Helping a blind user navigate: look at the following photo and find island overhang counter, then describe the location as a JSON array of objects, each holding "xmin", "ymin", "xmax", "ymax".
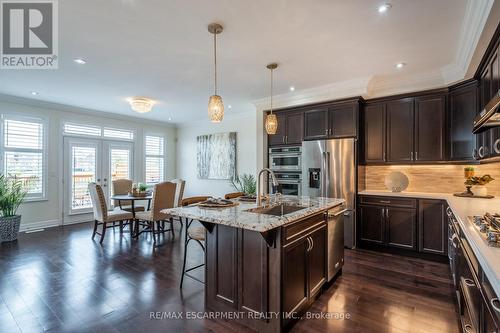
[{"xmin": 163, "ymin": 196, "xmax": 345, "ymax": 333}]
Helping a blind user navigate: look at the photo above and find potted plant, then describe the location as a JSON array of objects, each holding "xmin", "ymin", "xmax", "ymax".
[
  {"xmin": 230, "ymin": 174, "xmax": 257, "ymax": 196},
  {"xmin": 464, "ymin": 166, "xmax": 475, "ymax": 179},
  {"xmin": 0, "ymin": 175, "xmax": 27, "ymax": 243}
]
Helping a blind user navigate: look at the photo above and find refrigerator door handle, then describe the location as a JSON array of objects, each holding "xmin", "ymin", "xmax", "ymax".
[
  {"xmin": 321, "ymin": 151, "xmax": 327, "ymax": 197},
  {"xmin": 326, "ymin": 151, "xmax": 331, "ymax": 198}
]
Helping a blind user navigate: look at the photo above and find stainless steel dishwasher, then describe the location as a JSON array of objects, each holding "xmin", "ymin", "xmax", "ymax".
[{"xmin": 326, "ymin": 204, "xmax": 346, "ymax": 281}]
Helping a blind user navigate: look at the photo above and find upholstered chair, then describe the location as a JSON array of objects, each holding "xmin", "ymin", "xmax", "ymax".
[
  {"xmin": 135, "ymin": 181, "xmax": 176, "ymax": 244},
  {"xmin": 112, "ymin": 179, "xmax": 145, "ymax": 212},
  {"xmin": 88, "ymin": 182, "xmax": 134, "ymax": 244}
]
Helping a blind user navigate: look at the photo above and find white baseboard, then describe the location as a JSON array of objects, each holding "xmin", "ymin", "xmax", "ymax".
[{"xmin": 20, "ymin": 218, "xmax": 92, "ymax": 232}]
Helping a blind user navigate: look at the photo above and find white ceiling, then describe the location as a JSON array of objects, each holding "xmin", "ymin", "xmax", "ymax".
[{"xmin": 0, "ymin": 0, "xmax": 490, "ymax": 123}]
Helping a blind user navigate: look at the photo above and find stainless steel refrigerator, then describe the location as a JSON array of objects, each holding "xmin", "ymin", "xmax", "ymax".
[{"xmin": 301, "ymin": 139, "xmax": 356, "ymax": 249}]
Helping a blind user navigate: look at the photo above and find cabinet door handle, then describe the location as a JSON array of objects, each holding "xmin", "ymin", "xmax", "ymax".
[
  {"xmin": 463, "ymin": 324, "xmax": 473, "ymax": 333},
  {"xmin": 446, "ymin": 207, "xmax": 452, "ymax": 217},
  {"xmin": 385, "ymin": 208, "xmax": 389, "ymax": 220},
  {"xmin": 478, "ymin": 146, "xmax": 485, "ymax": 158},
  {"xmin": 491, "ymin": 298, "xmax": 500, "ymax": 313},
  {"xmin": 379, "ymin": 200, "xmax": 390, "ymax": 204},
  {"xmin": 472, "ymin": 148, "xmax": 478, "ymax": 160},
  {"xmin": 451, "ymin": 234, "xmax": 459, "ymax": 248},
  {"xmin": 282, "ymin": 136, "xmax": 285, "ymax": 143},
  {"xmin": 324, "ymin": 129, "xmax": 328, "ymax": 135},
  {"xmin": 306, "ymin": 237, "xmax": 312, "ymax": 251},
  {"xmin": 463, "ymin": 278, "xmax": 475, "ymax": 287},
  {"xmin": 415, "ymin": 151, "xmax": 418, "ymax": 160},
  {"xmin": 310, "ymin": 237, "xmax": 314, "ymax": 251},
  {"xmin": 494, "ymin": 139, "xmax": 500, "ymax": 154},
  {"xmin": 329, "ymin": 128, "xmax": 332, "ymax": 136},
  {"xmin": 411, "ymin": 151, "xmax": 414, "ymax": 160}
]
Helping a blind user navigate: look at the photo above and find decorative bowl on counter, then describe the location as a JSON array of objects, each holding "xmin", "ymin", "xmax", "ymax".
[{"xmin": 384, "ymin": 171, "xmax": 409, "ymax": 192}]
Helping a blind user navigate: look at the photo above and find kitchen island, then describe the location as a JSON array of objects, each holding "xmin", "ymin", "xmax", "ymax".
[{"xmin": 164, "ymin": 196, "xmax": 344, "ymax": 333}]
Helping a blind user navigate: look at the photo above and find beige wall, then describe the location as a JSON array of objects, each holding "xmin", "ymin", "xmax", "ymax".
[
  {"xmin": 0, "ymin": 98, "xmax": 176, "ymax": 229},
  {"xmin": 361, "ymin": 163, "xmax": 500, "ymax": 196}
]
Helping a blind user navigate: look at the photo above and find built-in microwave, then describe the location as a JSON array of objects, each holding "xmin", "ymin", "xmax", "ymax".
[
  {"xmin": 269, "ymin": 146, "xmax": 301, "ymax": 171},
  {"xmin": 269, "ymin": 172, "xmax": 302, "ymax": 196}
]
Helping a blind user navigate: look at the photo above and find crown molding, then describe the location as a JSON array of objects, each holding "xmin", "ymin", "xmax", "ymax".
[
  {"xmin": 443, "ymin": 0, "xmax": 494, "ymax": 83},
  {"xmin": 0, "ymin": 93, "xmax": 176, "ymax": 128},
  {"xmin": 253, "ymin": 77, "xmax": 371, "ymax": 110}
]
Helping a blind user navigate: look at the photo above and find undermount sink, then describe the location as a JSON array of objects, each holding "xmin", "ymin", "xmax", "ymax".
[{"xmin": 246, "ymin": 204, "xmax": 306, "ymax": 217}]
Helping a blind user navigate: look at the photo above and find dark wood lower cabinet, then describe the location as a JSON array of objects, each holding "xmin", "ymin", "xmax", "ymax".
[
  {"xmin": 205, "ymin": 212, "xmax": 330, "ymax": 333},
  {"xmin": 358, "ymin": 196, "xmax": 445, "ymax": 258},
  {"xmin": 386, "ymin": 207, "xmax": 416, "ymax": 250},
  {"xmin": 419, "ymin": 199, "xmax": 447, "ymax": 255},
  {"xmin": 359, "ymin": 204, "xmax": 384, "ymax": 244}
]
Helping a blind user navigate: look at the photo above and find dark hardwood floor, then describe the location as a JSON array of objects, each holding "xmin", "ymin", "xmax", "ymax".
[{"xmin": 0, "ymin": 222, "xmax": 459, "ymax": 333}]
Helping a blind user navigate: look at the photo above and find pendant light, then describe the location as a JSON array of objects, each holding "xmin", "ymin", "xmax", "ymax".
[
  {"xmin": 207, "ymin": 23, "xmax": 224, "ymax": 123},
  {"xmin": 265, "ymin": 63, "xmax": 278, "ymax": 135}
]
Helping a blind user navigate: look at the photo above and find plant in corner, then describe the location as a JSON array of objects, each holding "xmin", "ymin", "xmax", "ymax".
[
  {"xmin": 0, "ymin": 175, "xmax": 27, "ymax": 243},
  {"xmin": 230, "ymin": 174, "xmax": 257, "ymax": 196}
]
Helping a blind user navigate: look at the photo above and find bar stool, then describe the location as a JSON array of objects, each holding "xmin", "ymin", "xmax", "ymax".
[{"xmin": 179, "ymin": 196, "xmax": 210, "ymax": 288}]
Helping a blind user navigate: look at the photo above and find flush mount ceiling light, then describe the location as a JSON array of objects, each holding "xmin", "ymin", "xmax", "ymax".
[
  {"xmin": 30, "ymin": 91, "xmax": 39, "ymax": 96},
  {"xmin": 289, "ymin": 86, "xmax": 295, "ymax": 92},
  {"xmin": 128, "ymin": 97, "xmax": 155, "ymax": 113},
  {"xmin": 265, "ymin": 63, "xmax": 279, "ymax": 135},
  {"xmin": 73, "ymin": 58, "xmax": 87, "ymax": 64},
  {"xmin": 395, "ymin": 62, "xmax": 406, "ymax": 69},
  {"xmin": 378, "ymin": 3, "xmax": 392, "ymax": 13},
  {"xmin": 207, "ymin": 23, "xmax": 224, "ymax": 123}
]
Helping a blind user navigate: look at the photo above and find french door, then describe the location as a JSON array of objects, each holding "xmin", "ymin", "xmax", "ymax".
[{"xmin": 63, "ymin": 137, "xmax": 133, "ymax": 224}]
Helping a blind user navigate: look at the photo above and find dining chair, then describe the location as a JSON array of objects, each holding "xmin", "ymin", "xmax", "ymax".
[
  {"xmin": 112, "ymin": 179, "xmax": 145, "ymax": 212},
  {"xmin": 180, "ymin": 196, "xmax": 209, "ymax": 288},
  {"xmin": 224, "ymin": 192, "xmax": 245, "ymax": 199},
  {"xmin": 171, "ymin": 179, "xmax": 186, "ymax": 228},
  {"xmin": 88, "ymin": 182, "xmax": 134, "ymax": 244},
  {"xmin": 135, "ymin": 181, "xmax": 176, "ymax": 244}
]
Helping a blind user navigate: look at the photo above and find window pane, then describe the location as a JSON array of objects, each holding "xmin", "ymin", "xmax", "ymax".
[
  {"xmin": 64, "ymin": 123, "xmax": 101, "ymax": 137},
  {"xmin": 71, "ymin": 146, "xmax": 96, "ymax": 210},
  {"xmin": 145, "ymin": 156, "xmax": 164, "ymax": 184},
  {"xmin": 104, "ymin": 128, "xmax": 134, "ymax": 140},
  {"xmin": 5, "ymin": 119, "xmax": 43, "ymax": 149},
  {"xmin": 110, "ymin": 149, "xmax": 130, "ymax": 181},
  {"xmin": 5, "ymin": 151, "xmax": 43, "ymax": 194},
  {"xmin": 145, "ymin": 136, "xmax": 164, "ymax": 156}
]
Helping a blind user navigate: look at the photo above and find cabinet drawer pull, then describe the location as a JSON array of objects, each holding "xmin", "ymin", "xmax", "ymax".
[
  {"xmin": 463, "ymin": 278, "xmax": 475, "ymax": 287},
  {"xmin": 491, "ymin": 298, "xmax": 500, "ymax": 313},
  {"xmin": 379, "ymin": 200, "xmax": 390, "ymax": 204},
  {"xmin": 330, "ymin": 209, "xmax": 348, "ymax": 217},
  {"xmin": 464, "ymin": 324, "xmax": 473, "ymax": 333}
]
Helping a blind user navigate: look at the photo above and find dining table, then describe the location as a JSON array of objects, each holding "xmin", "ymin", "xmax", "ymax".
[{"xmin": 110, "ymin": 194, "xmax": 153, "ymax": 217}]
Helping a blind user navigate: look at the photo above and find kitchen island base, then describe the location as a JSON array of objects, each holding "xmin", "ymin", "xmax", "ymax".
[{"xmin": 204, "ymin": 211, "xmax": 332, "ymax": 333}]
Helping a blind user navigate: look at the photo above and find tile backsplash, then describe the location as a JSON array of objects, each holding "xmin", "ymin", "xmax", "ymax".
[{"xmin": 361, "ymin": 163, "xmax": 500, "ymax": 196}]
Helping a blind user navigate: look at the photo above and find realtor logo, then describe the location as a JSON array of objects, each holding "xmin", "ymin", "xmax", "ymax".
[{"xmin": 1, "ymin": 0, "xmax": 58, "ymax": 69}]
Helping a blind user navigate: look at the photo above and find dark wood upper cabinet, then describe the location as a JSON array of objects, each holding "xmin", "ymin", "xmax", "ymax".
[
  {"xmin": 268, "ymin": 112, "xmax": 303, "ymax": 146},
  {"xmin": 418, "ymin": 199, "xmax": 446, "ymax": 256},
  {"xmin": 363, "ymin": 103, "xmax": 386, "ymax": 163},
  {"xmin": 304, "ymin": 108, "xmax": 329, "ymax": 140},
  {"xmin": 286, "ymin": 112, "xmax": 304, "ymax": 144},
  {"xmin": 386, "ymin": 98, "xmax": 414, "ymax": 163},
  {"xmin": 329, "ymin": 103, "xmax": 358, "ymax": 138},
  {"xmin": 449, "ymin": 82, "xmax": 478, "ymax": 161},
  {"xmin": 414, "ymin": 95, "xmax": 446, "ymax": 161},
  {"xmin": 385, "ymin": 207, "xmax": 417, "ymax": 250}
]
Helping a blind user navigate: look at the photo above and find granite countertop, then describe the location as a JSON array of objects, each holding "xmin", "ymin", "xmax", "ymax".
[
  {"xmin": 162, "ymin": 196, "xmax": 344, "ymax": 233},
  {"xmin": 359, "ymin": 190, "xmax": 500, "ymax": 297}
]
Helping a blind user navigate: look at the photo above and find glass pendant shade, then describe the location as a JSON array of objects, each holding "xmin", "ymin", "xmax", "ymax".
[
  {"xmin": 208, "ymin": 95, "xmax": 224, "ymax": 122},
  {"xmin": 265, "ymin": 113, "xmax": 278, "ymax": 135}
]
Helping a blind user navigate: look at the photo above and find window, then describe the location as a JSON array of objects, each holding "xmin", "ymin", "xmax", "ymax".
[
  {"xmin": 63, "ymin": 123, "xmax": 134, "ymax": 141},
  {"xmin": 145, "ymin": 135, "xmax": 165, "ymax": 184},
  {"xmin": 2, "ymin": 117, "xmax": 46, "ymax": 199},
  {"xmin": 103, "ymin": 127, "xmax": 134, "ymax": 140},
  {"xmin": 63, "ymin": 123, "xmax": 101, "ymax": 137}
]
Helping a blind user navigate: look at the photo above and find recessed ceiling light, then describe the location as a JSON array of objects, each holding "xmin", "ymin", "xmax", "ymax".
[
  {"xmin": 73, "ymin": 58, "xmax": 87, "ymax": 65},
  {"xmin": 289, "ymin": 86, "xmax": 295, "ymax": 91},
  {"xmin": 378, "ymin": 3, "xmax": 392, "ymax": 13},
  {"xmin": 395, "ymin": 62, "xmax": 406, "ymax": 69},
  {"xmin": 168, "ymin": 117, "xmax": 172, "ymax": 121},
  {"xmin": 30, "ymin": 91, "xmax": 39, "ymax": 96},
  {"xmin": 228, "ymin": 105, "xmax": 232, "ymax": 109}
]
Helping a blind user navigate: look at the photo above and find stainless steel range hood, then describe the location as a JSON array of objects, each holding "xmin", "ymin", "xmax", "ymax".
[{"xmin": 473, "ymin": 90, "xmax": 500, "ymax": 134}]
